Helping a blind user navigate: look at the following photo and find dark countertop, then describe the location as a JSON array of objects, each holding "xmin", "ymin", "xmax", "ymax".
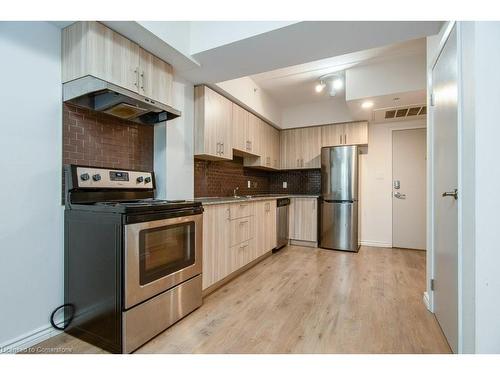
[{"xmin": 194, "ymin": 194, "xmax": 319, "ymax": 206}]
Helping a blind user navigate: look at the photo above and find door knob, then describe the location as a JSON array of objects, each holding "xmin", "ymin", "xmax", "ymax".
[
  {"xmin": 394, "ymin": 192, "xmax": 406, "ymax": 199},
  {"xmin": 442, "ymin": 189, "xmax": 458, "ymax": 200}
]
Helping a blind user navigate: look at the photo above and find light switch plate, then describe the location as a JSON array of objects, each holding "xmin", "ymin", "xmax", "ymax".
[
  {"xmin": 283, "ymin": 181, "xmax": 287, "ymax": 189},
  {"xmin": 247, "ymin": 180, "xmax": 251, "ymax": 188}
]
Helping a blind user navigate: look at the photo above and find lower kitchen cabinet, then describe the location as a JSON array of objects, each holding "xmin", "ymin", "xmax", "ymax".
[
  {"xmin": 202, "ymin": 204, "xmax": 231, "ymax": 289},
  {"xmin": 202, "ymin": 200, "xmax": 276, "ymax": 291},
  {"xmin": 255, "ymin": 200, "xmax": 277, "ymax": 257},
  {"xmin": 289, "ymin": 197, "xmax": 318, "ymax": 245}
]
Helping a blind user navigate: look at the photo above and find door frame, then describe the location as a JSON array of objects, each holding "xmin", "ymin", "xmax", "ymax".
[
  {"xmin": 390, "ymin": 126, "xmax": 427, "ymax": 250},
  {"xmin": 426, "ymin": 21, "xmax": 476, "ymax": 353}
]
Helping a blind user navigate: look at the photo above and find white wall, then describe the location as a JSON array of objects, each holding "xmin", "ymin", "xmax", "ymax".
[
  {"xmin": 155, "ymin": 76, "xmax": 195, "ymax": 200},
  {"xmin": 471, "ymin": 21, "xmax": 500, "ymax": 354},
  {"xmin": 281, "ymin": 98, "xmax": 354, "ymax": 129},
  {"xmin": 215, "ymin": 76, "xmax": 282, "ymax": 126},
  {"xmin": 359, "ymin": 119, "xmax": 426, "ymax": 247},
  {"xmin": 346, "ymin": 54, "xmax": 426, "ymax": 101},
  {"xmin": 0, "ymin": 22, "xmax": 63, "ymax": 350}
]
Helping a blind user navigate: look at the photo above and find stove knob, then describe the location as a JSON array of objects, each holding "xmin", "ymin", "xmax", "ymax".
[
  {"xmin": 144, "ymin": 176, "xmax": 152, "ymax": 184},
  {"xmin": 80, "ymin": 173, "xmax": 90, "ymax": 181},
  {"xmin": 136, "ymin": 176, "xmax": 144, "ymax": 183},
  {"xmin": 92, "ymin": 174, "xmax": 101, "ymax": 182}
]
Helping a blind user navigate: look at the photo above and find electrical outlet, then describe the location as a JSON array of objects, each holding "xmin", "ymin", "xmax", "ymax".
[
  {"xmin": 283, "ymin": 181, "xmax": 287, "ymax": 189},
  {"xmin": 247, "ymin": 180, "xmax": 251, "ymax": 188}
]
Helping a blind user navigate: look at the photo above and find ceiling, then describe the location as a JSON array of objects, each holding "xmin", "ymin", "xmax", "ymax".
[{"xmin": 250, "ymin": 38, "xmax": 427, "ymax": 108}]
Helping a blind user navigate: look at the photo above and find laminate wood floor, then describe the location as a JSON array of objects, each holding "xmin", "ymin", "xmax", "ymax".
[{"xmin": 30, "ymin": 246, "xmax": 451, "ymax": 354}]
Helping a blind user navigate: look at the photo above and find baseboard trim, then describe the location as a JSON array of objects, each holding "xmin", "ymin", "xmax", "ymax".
[
  {"xmin": 360, "ymin": 240, "xmax": 393, "ymax": 248},
  {"xmin": 0, "ymin": 323, "xmax": 62, "ymax": 354},
  {"xmin": 289, "ymin": 239, "xmax": 317, "ymax": 248},
  {"xmin": 423, "ymin": 291, "xmax": 432, "ymax": 312}
]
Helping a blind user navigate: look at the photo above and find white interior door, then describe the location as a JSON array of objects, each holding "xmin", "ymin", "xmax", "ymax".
[
  {"xmin": 432, "ymin": 26, "xmax": 459, "ymax": 353},
  {"xmin": 392, "ymin": 128, "xmax": 427, "ymax": 250}
]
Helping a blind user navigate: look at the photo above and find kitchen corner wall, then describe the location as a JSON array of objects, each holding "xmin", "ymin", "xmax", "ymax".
[
  {"xmin": 154, "ymin": 76, "xmax": 194, "ymax": 200},
  {"xmin": 194, "ymin": 156, "xmax": 321, "ymax": 197}
]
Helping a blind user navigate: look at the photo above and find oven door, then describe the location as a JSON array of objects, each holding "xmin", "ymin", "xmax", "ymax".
[{"xmin": 124, "ymin": 213, "xmax": 202, "ymax": 309}]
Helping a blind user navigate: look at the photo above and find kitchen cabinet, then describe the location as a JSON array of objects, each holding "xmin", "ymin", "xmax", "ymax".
[
  {"xmin": 243, "ymin": 117, "xmax": 280, "ymax": 170},
  {"xmin": 194, "ymin": 85, "xmax": 233, "ymax": 160},
  {"xmin": 321, "ymin": 121, "xmax": 368, "ymax": 147},
  {"xmin": 255, "ymin": 200, "xmax": 277, "ymax": 257},
  {"xmin": 280, "ymin": 127, "xmax": 321, "ymax": 169},
  {"xmin": 62, "ymin": 21, "xmax": 173, "ymax": 106},
  {"xmin": 138, "ymin": 48, "xmax": 173, "ymax": 107},
  {"xmin": 232, "ymin": 104, "xmax": 258, "ymax": 156},
  {"xmin": 202, "ymin": 199, "xmax": 276, "ymax": 291},
  {"xmin": 289, "ymin": 197, "xmax": 318, "ymax": 244},
  {"xmin": 202, "ymin": 204, "xmax": 231, "ymax": 290}
]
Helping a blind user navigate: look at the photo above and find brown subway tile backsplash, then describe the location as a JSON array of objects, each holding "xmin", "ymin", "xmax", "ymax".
[
  {"xmin": 194, "ymin": 156, "xmax": 320, "ymax": 197},
  {"xmin": 62, "ymin": 103, "xmax": 154, "ymax": 171}
]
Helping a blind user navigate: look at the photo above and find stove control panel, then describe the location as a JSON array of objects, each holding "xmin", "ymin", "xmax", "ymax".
[{"xmin": 76, "ymin": 167, "xmax": 153, "ymax": 189}]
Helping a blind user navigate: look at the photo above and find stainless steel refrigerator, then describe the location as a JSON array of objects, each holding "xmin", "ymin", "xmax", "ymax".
[{"xmin": 319, "ymin": 145, "xmax": 359, "ymax": 252}]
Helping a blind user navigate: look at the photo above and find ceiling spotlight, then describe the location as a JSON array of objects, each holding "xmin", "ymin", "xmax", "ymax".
[
  {"xmin": 361, "ymin": 101, "xmax": 374, "ymax": 109},
  {"xmin": 315, "ymin": 81, "xmax": 326, "ymax": 93},
  {"xmin": 332, "ymin": 78, "xmax": 343, "ymax": 90}
]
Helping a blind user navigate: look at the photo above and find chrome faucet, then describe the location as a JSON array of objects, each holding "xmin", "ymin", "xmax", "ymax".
[{"xmin": 233, "ymin": 187, "xmax": 239, "ymax": 198}]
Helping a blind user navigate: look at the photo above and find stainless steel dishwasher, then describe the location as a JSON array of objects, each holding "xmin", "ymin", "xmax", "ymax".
[{"xmin": 274, "ymin": 198, "xmax": 290, "ymax": 252}]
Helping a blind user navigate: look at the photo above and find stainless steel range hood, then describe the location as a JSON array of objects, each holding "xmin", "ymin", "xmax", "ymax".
[{"xmin": 63, "ymin": 76, "xmax": 181, "ymax": 124}]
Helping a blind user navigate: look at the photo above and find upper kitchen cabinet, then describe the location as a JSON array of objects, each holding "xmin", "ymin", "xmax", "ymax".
[
  {"xmin": 232, "ymin": 103, "xmax": 258, "ymax": 157},
  {"xmin": 62, "ymin": 21, "xmax": 173, "ymax": 107},
  {"xmin": 280, "ymin": 127, "xmax": 321, "ymax": 169},
  {"xmin": 138, "ymin": 48, "xmax": 173, "ymax": 107},
  {"xmin": 322, "ymin": 121, "xmax": 368, "ymax": 146},
  {"xmin": 194, "ymin": 85, "xmax": 233, "ymax": 160},
  {"xmin": 243, "ymin": 117, "xmax": 280, "ymax": 170}
]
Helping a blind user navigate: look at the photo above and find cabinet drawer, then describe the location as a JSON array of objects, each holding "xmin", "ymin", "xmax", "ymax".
[
  {"xmin": 230, "ymin": 216, "xmax": 254, "ymax": 247},
  {"xmin": 229, "ymin": 202, "xmax": 253, "ymax": 219},
  {"xmin": 229, "ymin": 239, "xmax": 254, "ymax": 271}
]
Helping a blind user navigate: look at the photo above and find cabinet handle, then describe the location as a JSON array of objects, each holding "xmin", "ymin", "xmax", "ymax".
[
  {"xmin": 134, "ymin": 68, "xmax": 139, "ymax": 89},
  {"xmin": 249, "ymin": 141, "xmax": 252, "ymax": 151},
  {"xmin": 222, "ymin": 142, "xmax": 225, "ymax": 155},
  {"xmin": 216, "ymin": 142, "xmax": 220, "ymax": 155},
  {"xmin": 239, "ymin": 220, "xmax": 249, "ymax": 225},
  {"xmin": 344, "ymin": 134, "xmax": 347, "ymax": 144},
  {"xmin": 227, "ymin": 208, "xmax": 231, "ymax": 220},
  {"xmin": 239, "ymin": 244, "xmax": 249, "ymax": 249},
  {"xmin": 339, "ymin": 135, "xmax": 342, "ymax": 144},
  {"xmin": 140, "ymin": 71, "xmax": 145, "ymax": 92}
]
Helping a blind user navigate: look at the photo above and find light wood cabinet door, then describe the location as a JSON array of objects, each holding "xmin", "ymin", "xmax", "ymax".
[
  {"xmin": 62, "ymin": 21, "xmax": 140, "ymax": 94},
  {"xmin": 280, "ymin": 127, "xmax": 320, "ymax": 169},
  {"xmin": 139, "ymin": 48, "xmax": 173, "ymax": 106},
  {"xmin": 270, "ymin": 127, "xmax": 280, "ymax": 169},
  {"xmin": 345, "ymin": 121, "xmax": 368, "ymax": 145},
  {"xmin": 321, "ymin": 123, "xmax": 346, "ymax": 147},
  {"xmin": 194, "ymin": 86, "xmax": 233, "ymax": 160},
  {"xmin": 232, "ymin": 103, "xmax": 248, "ymax": 152},
  {"xmin": 255, "ymin": 200, "xmax": 277, "ymax": 256},
  {"xmin": 302, "ymin": 127, "xmax": 321, "ymax": 168},
  {"xmin": 244, "ymin": 118, "xmax": 280, "ymax": 170},
  {"xmin": 247, "ymin": 112, "xmax": 261, "ymax": 155},
  {"xmin": 289, "ymin": 197, "xmax": 318, "ymax": 242},
  {"xmin": 265, "ymin": 200, "xmax": 277, "ymax": 250},
  {"xmin": 321, "ymin": 121, "xmax": 368, "ymax": 146},
  {"xmin": 280, "ymin": 129, "xmax": 300, "ymax": 169},
  {"xmin": 202, "ymin": 204, "xmax": 231, "ymax": 290}
]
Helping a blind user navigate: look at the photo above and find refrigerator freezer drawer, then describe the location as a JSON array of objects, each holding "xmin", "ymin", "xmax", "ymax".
[{"xmin": 319, "ymin": 201, "xmax": 359, "ymax": 252}]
